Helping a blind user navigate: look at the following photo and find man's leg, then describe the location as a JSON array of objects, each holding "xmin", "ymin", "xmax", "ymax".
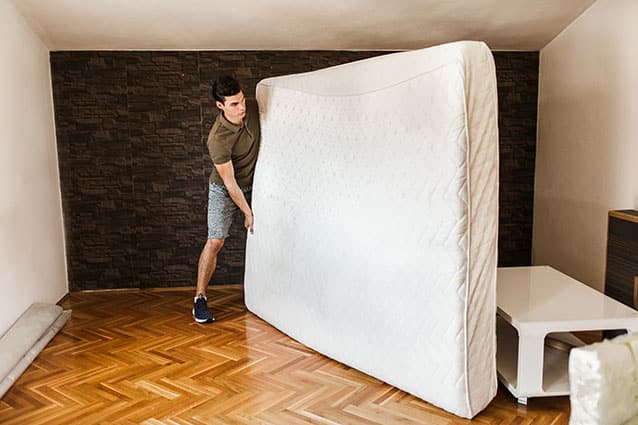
[
  {"xmin": 196, "ymin": 238, "xmax": 225, "ymax": 297},
  {"xmin": 194, "ymin": 183, "xmax": 236, "ymax": 323},
  {"xmin": 193, "ymin": 238, "xmax": 224, "ymax": 323}
]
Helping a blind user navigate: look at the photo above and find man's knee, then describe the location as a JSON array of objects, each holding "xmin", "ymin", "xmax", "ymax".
[{"xmin": 205, "ymin": 238, "xmax": 224, "ymax": 255}]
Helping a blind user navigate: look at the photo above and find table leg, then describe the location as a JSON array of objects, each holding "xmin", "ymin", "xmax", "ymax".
[{"xmin": 516, "ymin": 332, "xmax": 545, "ymax": 396}]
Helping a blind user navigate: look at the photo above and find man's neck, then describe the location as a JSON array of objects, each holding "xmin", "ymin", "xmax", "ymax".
[{"xmin": 222, "ymin": 112, "xmax": 243, "ymax": 126}]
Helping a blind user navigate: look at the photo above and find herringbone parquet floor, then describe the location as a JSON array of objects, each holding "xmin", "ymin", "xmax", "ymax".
[{"xmin": 0, "ymin": 285, "xmax": 572, "ymax": 424}]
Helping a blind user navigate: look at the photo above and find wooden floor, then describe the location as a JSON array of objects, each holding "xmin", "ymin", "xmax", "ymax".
[{"xmin": 0, "ymin": 286, "xmax": 572, "ymax": 424}]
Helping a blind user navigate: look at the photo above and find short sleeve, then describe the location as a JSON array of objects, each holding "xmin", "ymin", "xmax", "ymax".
[{"xmin": 208, "ymin": 131, "xmax": 232, "ymax": 165}]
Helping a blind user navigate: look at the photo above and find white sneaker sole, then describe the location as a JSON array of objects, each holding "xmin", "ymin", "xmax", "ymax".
[{"xmin": 192, "ymin": 308, "xmax": 214, "ymax": 323}]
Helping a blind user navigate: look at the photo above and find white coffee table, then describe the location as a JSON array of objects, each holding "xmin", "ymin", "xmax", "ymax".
[{"xmin": 496, "ymin": 265, "xmax": 638, "ymax": 404}]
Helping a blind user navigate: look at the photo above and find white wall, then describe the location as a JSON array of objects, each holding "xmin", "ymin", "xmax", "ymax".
[
  {"xmin": 534, "ymin": 0, "xmax": 638, "ymax": 291},
  {"xmin": 0, "ymin": 1, "xmax": 67, "ymax": 335}
]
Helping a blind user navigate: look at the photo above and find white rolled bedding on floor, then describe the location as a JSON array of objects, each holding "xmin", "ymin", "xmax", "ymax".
[{"xmin": 244, "ymin": 41, "xmax": 499, "ymax": 418}]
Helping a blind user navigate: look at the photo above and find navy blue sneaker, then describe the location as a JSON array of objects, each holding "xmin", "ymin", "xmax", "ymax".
[{"xmin": 192, "ymin": 295, "xmax": 215, "ymax": 323}]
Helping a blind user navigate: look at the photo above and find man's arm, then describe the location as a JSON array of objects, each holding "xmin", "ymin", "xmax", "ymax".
[{"xmin": 214, "ymin": 161, "xmax": 254, "ymax": 233}]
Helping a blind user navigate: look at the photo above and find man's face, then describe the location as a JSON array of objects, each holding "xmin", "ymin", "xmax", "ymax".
[{"xmin": 216, "ymin": 91, "xmax": 246, "ymax": 125}]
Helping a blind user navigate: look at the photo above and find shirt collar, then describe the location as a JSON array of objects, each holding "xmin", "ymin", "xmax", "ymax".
[{"xmin": 219, "ymin": 111, "xmax": 244, "ymax": 133}]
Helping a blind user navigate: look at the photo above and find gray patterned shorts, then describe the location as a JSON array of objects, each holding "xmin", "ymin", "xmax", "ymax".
[{"xmin": 207, "ymin": 183, "xmax": 251, "ymax": 239}]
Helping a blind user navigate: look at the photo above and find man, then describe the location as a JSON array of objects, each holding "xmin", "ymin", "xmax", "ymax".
[{"xmin": 193, "ymin": 76, "xmax": 260, "ymax": 323}]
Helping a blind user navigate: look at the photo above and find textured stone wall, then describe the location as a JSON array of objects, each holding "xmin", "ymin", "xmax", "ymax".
[
  {"xmin": 51, "ymin": 50, "xmax": 538, "ymax": 291},
  {"xmin": 493, "ymin": 52, "xmax": 539, "ymax": 267}
]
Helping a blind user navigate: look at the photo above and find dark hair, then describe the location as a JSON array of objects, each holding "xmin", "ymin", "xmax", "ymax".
[{"xmin": 212, "ymin": 76, "xmax": 242, "ymax": 104}]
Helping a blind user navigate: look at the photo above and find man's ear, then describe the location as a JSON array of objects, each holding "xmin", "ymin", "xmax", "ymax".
[{"xmin": 215, "ymin": 100, "xmax": 224, "ymax": 110}]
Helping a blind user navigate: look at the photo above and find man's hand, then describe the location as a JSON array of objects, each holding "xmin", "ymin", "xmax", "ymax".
[{"xmin": 244, "ymin": 213, "xmax": 254, "ymax": 234}]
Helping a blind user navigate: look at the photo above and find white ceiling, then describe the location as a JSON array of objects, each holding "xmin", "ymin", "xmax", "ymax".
[{"xmin": 11, "ymin": 0, "xmax": 597, "ymax": 51}]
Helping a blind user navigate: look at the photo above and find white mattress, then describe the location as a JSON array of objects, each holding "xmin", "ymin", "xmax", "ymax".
[{"xmin": 244, "ymin": 41, "xmax": 499, "ymax": 418}]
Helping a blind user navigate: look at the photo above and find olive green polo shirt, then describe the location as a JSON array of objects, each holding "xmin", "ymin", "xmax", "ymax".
[{"xmin": 207, "ymin": 99, "xmax": 260, "ymax": 188}]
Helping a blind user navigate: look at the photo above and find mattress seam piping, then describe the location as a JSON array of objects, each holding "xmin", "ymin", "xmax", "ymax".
[
  {"xmin": 257, "ymin": 59, "xmax": 488, "ymax": 98},
  {"xmin": 462, "ymin": 55, "xmax": 473, "ymax": 416}
]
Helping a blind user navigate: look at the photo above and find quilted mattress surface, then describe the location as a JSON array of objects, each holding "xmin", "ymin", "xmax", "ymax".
[{"xmin": 244, "ymin": 41, "xmax": 499, "ymax": 418}]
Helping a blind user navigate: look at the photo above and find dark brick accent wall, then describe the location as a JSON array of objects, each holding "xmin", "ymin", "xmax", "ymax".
[
  {"xmin": 51, "ymin": 50, "xmax": 538, "ymax": 291},
  {"xmin": 493, "ymin": 52, "xmax": 539, "ymax": 267}
]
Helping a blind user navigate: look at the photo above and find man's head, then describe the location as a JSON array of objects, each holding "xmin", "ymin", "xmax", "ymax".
[{"xmin": 212, "ymin": 76, "xmax": 246, "ymax": 125}]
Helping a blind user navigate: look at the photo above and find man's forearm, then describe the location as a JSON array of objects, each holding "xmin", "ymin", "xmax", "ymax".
[
  {"xmin": 214, "ymin": 160, "xmax": 252, "ymax": 218},
  {"xmin": 225, "ymin": 182, "xmax": 252, "ymax": 217}
]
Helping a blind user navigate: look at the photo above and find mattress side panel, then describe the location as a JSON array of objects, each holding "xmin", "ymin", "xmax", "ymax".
[{"xmin": 463, "ymin": 43, "xmax": 500, "ymax": 415}]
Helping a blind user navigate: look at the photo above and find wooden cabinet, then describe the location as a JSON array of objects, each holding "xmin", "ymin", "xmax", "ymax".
[{"xmin": 605, "ymin": 210, "xmax": 638, "ymax": 309}]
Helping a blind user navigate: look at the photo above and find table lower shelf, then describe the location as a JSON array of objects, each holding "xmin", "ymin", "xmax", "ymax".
[{"xmin": 496, "ymin": 316, "xmax": 585, "ymax": 399}]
